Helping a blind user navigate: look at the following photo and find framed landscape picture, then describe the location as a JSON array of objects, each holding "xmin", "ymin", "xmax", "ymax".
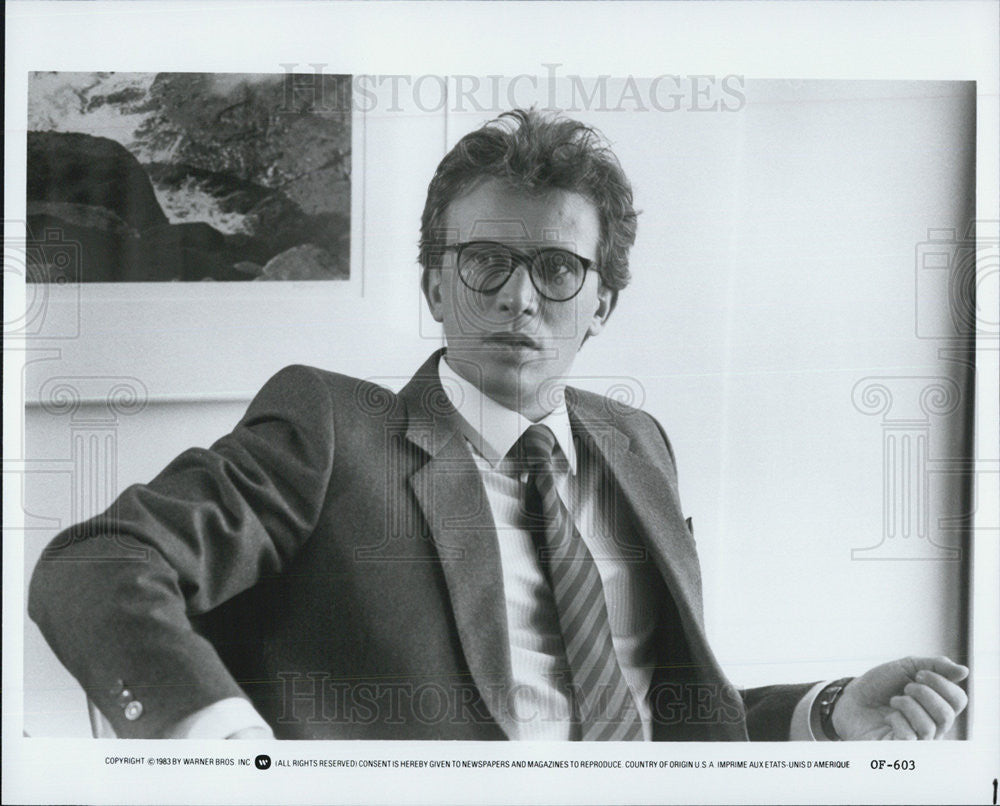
[{"xmin": 26, "ymin": 71, "xmax": 352, "ymax": 283}]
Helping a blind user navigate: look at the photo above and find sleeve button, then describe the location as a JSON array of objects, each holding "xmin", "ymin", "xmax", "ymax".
[{"xmin": 123, "ymin": 701, "xmax": 143, "ymax": 721}]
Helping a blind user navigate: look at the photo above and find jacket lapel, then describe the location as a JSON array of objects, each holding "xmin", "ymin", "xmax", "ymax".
[
  {"xmin": 399, "ymin": 352, "xmax": 516, "ymax": 737},
  {"xmin": 566, "ymin": 388, "xmax": 747, "ymax": 739},
  {"xmin": 565, "ymin": 390, "xmax": 705, "ymax": 631}
]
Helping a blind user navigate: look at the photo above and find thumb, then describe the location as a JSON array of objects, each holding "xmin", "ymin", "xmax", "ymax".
[{"xmin": 910, "ymin": 655, "xmax": 969, "ymax": 682}]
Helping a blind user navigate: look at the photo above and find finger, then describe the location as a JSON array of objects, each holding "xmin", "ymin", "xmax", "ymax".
[
  {"xmin": 903, "ymin": 682, "xmax": 956, "ymax": 739},
  {"xmin": 915, "ymin": 670, "xmax": 969, "ymax": 715},
  {"xmin": 908, "ymin": 656, "xmax": 969, "ymax": 682},
  {"xmin": 883, "ymin": 709, "xmax": 916, "ymax": 740},
  {"xmin": 889, "ymin": 695, "xmax": 936, "ymax": 740}
]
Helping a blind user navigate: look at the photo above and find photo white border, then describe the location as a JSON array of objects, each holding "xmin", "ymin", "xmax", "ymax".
[{"xmin": 4, "ymin": 2, "xmax": 998, "ymax": 804}]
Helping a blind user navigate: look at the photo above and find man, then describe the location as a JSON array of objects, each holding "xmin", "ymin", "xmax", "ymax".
[{"xmin": 29, "ymin": 109, "xmax": 969, "ymax": 741}]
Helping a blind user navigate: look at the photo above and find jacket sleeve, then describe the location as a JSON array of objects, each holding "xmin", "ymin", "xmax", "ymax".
[
  {"xmin": 28, "ymin": 365, "xmax": 337, "ymax": 738},
  {"xmin": 742, "ymin": 683, "xmax": 821, "ymax": 740}
]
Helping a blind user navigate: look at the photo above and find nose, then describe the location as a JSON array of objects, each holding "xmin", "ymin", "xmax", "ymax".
[{"xmin": 495, "ymin": 262, "xmax": 538, "ymax": 316}]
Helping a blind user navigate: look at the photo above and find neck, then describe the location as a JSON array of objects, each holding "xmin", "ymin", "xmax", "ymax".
[{"xmin": 442, "ymin": 353, "xmax": 561, "ymax": 422}]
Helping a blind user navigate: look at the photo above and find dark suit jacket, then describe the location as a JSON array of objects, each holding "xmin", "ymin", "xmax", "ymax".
[{"xmin": 29, "ymin": 350, "xmax": 813, "ymax": 740}]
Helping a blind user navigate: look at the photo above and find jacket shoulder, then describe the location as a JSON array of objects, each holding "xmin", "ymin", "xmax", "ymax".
[
  {"xmin": 565, "ymin": 385, "xmax": 649, "ymax": 421},
  {"xmin": 566, "ymin": 385, "xmax": 679, "ymax": 471},
  {"xmin": 253, "ymin": 365, "xmax": 399, "ymax": 410}
]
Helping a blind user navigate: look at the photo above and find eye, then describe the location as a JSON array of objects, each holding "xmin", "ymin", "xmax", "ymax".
[
  {"xmin": 535, "ymin": 250, "xmax": 583, "ymax": 292},
  {"xmin": 459, "ymin": 243, "xmax": 514, "ymax": 291}
]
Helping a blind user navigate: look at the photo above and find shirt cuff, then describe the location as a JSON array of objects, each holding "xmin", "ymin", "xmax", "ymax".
[
  {"xmin": 164, "ymin": 697, "xmax": 273, "ymax": 739},
  {"xmin": 789, "ymin": 680, "xmax": 831, "ymax": 741}
]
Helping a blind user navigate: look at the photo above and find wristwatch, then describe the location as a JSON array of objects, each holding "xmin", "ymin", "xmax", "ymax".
[{"xmin": 817, "ymin": 677, "xmax": 854, "ymax": 741}]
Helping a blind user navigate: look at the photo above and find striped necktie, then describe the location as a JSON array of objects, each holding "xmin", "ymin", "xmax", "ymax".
[{"xmin": 515, "ymin": 424, "xmax": 643, "ymax": 741}]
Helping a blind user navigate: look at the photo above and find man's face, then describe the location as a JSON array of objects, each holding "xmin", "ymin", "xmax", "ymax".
[{"xmin": 424, "ymin": 178, "xmax": 614, "ymax": 419}]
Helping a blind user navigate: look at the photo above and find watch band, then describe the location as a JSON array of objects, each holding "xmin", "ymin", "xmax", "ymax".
[{"xmin": 817, "ymin": 677, "xmax": 854, "ymax": 741}]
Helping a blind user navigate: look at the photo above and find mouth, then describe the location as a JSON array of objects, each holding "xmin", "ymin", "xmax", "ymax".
[{"xmin": 482, "ymin": 332, "xmax": 541, "ymax": 350}]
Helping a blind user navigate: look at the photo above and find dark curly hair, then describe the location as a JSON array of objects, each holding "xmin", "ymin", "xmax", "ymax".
[{"xmin": 419, "ymin": 109, "xmax": 638, "ymax": 303}]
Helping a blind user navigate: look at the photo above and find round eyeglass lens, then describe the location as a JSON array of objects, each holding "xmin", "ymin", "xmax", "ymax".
[
  {"xmin": 532, "ymin": 250, "xmax": 585, "ymax": 300},
  {"xmin": 459, "ymin": 244, "xmax": 513, "ymax": 292}
]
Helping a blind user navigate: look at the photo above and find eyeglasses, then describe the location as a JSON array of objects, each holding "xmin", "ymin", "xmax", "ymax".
[{"xmin": 443, "ymin": 241, "xmax": 596, "ymax": 302}]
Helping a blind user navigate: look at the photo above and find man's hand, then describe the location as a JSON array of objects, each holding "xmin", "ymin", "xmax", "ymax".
[{"xmin": 831, "ymin": 656, "xmax": 969, "ymax": 740}]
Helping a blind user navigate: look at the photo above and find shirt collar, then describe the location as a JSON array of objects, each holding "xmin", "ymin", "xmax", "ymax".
[{"xmin": 437, "ymin": 352, "xmax": 577, "ymax": 475}]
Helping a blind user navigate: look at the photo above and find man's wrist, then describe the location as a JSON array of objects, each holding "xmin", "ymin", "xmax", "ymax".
[{"xmin": 815, "ymin": 677, "xmax": 854, "ymax": 741}]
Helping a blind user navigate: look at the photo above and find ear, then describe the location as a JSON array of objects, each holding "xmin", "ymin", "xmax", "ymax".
[
  {"xmin": 422, "ymin": 267, "xmax": 445, "ymax": 323},
  {"xmin": 586, "ymin": 284, "xmax": 617, "ymax": 338}
]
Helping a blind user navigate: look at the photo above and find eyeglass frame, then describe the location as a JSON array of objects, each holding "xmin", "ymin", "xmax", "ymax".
[{"xmin": 441, "ymin": 240, "xmax": 598, "ymax": 302}]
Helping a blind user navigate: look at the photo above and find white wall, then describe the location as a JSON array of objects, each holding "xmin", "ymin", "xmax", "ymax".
[{"xmin": 21, "ymin": 79, "xmax": 974, "ymax": 736}]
